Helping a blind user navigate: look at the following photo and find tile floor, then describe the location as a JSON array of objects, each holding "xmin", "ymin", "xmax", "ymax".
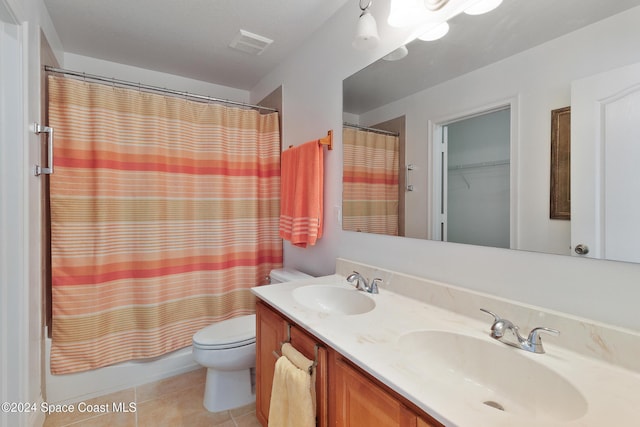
[{"xmin": 43, "ymin": 368, "xmax": 261, "ymax": 427}]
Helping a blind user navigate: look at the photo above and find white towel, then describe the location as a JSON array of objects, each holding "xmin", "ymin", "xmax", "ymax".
[{"xmin": 268, "ymin": 343, "xmax": 315, "ymax": 427}]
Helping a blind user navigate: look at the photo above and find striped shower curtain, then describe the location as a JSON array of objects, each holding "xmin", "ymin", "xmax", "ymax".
[
  {"xmin": 48, "ymin": 76, "xmax": 282, "ymax": 374},
  {"xmin": 342, "ymin": 127, "xmax": 399, "ymax": 235}
]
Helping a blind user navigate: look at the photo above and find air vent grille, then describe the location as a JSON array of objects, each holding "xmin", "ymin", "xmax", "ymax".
[{"xmin": 229, "ymin": 30, "xmax": 273, "ymax": 55}]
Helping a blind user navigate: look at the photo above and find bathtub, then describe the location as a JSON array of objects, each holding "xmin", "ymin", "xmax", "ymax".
[{"xmin": 45, "ymin": 335, "xmax": 199, "ymax": 404}]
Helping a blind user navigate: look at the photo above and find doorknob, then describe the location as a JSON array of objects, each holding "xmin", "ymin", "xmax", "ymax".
[{"xmin": 574, "ymin": 244, "xmax": 589, "ymax": 255}]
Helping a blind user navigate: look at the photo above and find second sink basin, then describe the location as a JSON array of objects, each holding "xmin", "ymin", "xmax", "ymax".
[
  {"xmin": 292, "ymin": 285, "xmax": 375, "ymax": 315},
  {"xmin": 396, "ymin": 330, "xmax": 587, "ymax": 422}
]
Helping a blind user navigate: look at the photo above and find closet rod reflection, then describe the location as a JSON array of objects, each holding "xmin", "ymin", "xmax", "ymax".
[
  {"xmin": 448, "ymin": 159, "xmax": 510, "ymax": 171},
  {"xmin": 343, "ymin": 122, "xmax": 399, "ymax": 136},
  {"xmin": 44, "ymin": 66, "xmax": 278, "ymax": 113}
]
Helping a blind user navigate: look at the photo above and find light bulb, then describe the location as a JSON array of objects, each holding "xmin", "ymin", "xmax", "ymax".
[
  {"xmin": 353, "ymin": 11, "xmax": 380, "ymax": 49},
  {"xmin": 464, "ymin": 0, "xmax": 503, "ymax": 15},
  {"xmin": 388, "ymin": 0, "xmax": 426, "ymax": 28},
  {"xmin": 417, "ymin": 21, "xmax": 449, "ymax": 41}
]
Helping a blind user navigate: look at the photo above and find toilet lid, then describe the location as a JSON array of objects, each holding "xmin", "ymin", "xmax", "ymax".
[{"xmin": 193, "ymin": 314, "xmax": 256, "ymax": 349}]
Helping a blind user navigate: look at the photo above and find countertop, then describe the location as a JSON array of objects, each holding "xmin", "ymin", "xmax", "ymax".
[{"xmin": 251, "ymin": 274, "xmax": 640, "ymax": 427}]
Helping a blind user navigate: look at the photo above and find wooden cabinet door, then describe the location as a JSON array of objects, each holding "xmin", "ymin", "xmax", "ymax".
[
  {"xmin": 256, "ymin": 301, "xmax": 286, "ymax": 426},
  {"xmin": 417, "ymin": 416, "xmax": 442, "ymax": 427},
  {"xmin": 332, "ymin": 353, "xmax": 416, "ymax": 427},
  {"xmin": 290, "ymin": 325, "xmax": 328, "ymax": 427}
]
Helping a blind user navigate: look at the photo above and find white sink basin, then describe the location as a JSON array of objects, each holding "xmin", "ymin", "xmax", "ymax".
[
  {"xmin": 292, "ymin": 285, "xmax": 376, "ymax": 315},
  {"xmin": 397, "ymin": 330, "xmax": 587, "ymax": 422}
]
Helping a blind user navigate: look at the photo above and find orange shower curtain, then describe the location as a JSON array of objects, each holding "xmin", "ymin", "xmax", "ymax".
[
  {"xmin": 342, "ymin": 127, "xmax": 399, "ymax": 235},
  {"xmin": 48, "ymin": 76, "xmax": 282, "ymax": 374}
]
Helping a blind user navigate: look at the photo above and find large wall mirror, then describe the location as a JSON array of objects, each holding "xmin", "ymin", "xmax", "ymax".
[{"xmin": 342, "ymin": 0, "xmax": 640, "ymax": 263}]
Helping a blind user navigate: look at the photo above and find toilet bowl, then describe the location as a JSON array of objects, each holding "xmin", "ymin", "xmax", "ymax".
[
  {"xmin": 192, "ymin": 268, "xmax": 311, "ymax": 412},
  {"xmin": 192, "ymin": 314, "xmax": 257, "ymax": 412}
]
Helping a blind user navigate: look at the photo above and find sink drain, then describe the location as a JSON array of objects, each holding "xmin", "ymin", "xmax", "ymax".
[{"xmin": 483, "ymin": 400, "xmax": 505, "ymax": 411}]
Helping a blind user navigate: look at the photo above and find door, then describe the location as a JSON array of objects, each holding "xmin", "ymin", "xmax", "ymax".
[
  {"xmin": 331, "ymin": 353, "xmax": 416, "ymax": 427},
  {"xmin": 290, "ymin": 325, "xmax": 328, "ymax": 427},
  {"xmin": 571, "ymin": 62, "xmax": 640, "ymax": 262},
  {"xmin": 434, "ymin": 107, "xmax": 511, "ymax": 248}
]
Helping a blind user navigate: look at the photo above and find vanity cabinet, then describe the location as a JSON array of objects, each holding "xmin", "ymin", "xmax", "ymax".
[{"xmin": 256, "ymin": 300, "xmax": 443, "ymax": 427}]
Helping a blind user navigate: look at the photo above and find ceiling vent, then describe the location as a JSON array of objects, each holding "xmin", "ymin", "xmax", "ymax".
[{"xmin": 229, "ymin": 30, "xmax": 273, "ymax": 55}]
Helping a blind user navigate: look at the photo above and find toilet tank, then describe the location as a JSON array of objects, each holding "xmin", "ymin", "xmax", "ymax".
[{"xmin": 269, "ymin": 268, "xmax": 312, "ymax": 284}]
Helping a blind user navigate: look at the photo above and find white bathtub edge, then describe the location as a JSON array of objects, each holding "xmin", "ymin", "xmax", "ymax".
[{"xmin": 44, "ymin": 337, "xmax": 199, "ymax": 404}]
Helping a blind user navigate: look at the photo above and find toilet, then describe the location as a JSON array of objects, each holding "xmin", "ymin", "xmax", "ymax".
[{"xmin": 192, "ymin": 268, "xmax": 312, "ymax": 412}]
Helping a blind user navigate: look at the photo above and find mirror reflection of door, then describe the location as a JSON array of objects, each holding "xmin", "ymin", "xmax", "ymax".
[
  {"xmin": 571, "ymin": 62, "xmax": 640, "ymax": 262},
  {"xmin": 435, "ymin": 107, "xmax": 511, "ymax": 248}
]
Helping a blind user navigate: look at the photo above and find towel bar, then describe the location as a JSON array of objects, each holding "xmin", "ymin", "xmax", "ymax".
[
  {"xmin": 274, "ymin": 323, "xmax": 320, "ymax": 375},
  {"xmin": 287, "ymin": 129, "xmax": 333, "ymax": 151}
]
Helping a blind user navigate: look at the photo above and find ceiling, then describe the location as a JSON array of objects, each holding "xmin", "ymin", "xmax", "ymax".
[
  {"xmin": 44, "ymin": 0, "xmax": 350, "ymax": 90},
  {"xmin": 344, "ymin": 0, "xmax": 640, "ymax": 114},
  {"xmin": 44, "ymin": 0, "xmax": 640, "ymax": 102}
]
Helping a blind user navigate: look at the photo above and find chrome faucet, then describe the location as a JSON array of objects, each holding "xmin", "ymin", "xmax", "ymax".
[
  {"xmin": 346, "ymin": 271, "xmax": 379, "ymax": 294},
  {"xmin": 480, "ymin": 308, "xmax": 559, "ymax": 354}
]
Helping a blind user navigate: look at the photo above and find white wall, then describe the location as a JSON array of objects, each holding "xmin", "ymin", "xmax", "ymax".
[{"xmin": 252, "ymin": 3, "xmax": 640, "ymax": 332}]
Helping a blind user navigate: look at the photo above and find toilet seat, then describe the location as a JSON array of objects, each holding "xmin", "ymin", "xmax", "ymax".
[{"xmin": 193, "ymin": 314, "xmax": 256, "ymax": 350}]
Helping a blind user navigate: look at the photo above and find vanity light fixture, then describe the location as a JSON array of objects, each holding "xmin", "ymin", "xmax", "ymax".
[
  {"xmin": 417, "ymin": 21, "xmax": 450, "ymax": 41},
  {"xmin": 382, "ymin": 45, "xmax": 409, "ymax": 61},
  {"xmin": 388, "ymin": 0, "xmax": 503, "ymax": 29},
  {"xmin": 388, "ymin": 0, "xmax": 428, "ymax": 28},
  {"xmin": 353, "ymin": 0, "xmax": 380, "ymax": 50},
  {"xmin": 464, "ymin": 0, "xmax": 503, "ymax": 15},
  {"xmin": 424, "ymin": 0, "xmax": 450, "ymax": 11}
]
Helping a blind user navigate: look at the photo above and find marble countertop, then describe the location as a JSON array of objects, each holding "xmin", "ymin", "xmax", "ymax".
[{"xmin": 252, "ymin": 274, "xmax": 640, "ymax": 427}]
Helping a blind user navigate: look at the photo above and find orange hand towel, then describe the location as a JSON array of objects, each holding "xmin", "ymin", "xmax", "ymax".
[{"xmin": 279, "ymin": 140, "xmax": 324, "ymax": 247}]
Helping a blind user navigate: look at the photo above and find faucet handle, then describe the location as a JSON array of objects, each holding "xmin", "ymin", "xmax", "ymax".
[
  {"xmin": 480, "ymin": 309, "xmax": 520, "ymax": 340},
  {"xmin": 526, "ymin": 327, "xmax": 560, "ymax": 354},
  {"xmin": 346, "ymin": 271, "xmax": 367, "ymax": 291},
  {"xmin": 527, "ymin": 327, "xmax": 560, "ymax": 344},
  {"xmin": 369, "ymin": 278, "xmax": 382, "ymax": 294},
  {"xmin": 480, "ymin": 308, "xmax": 502, "ymax": 322}
]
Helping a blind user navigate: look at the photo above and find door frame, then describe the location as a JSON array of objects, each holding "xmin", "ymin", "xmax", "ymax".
[
  {"xmin": 429, "ymin": 96, "xmax": 519, "ymax": 248},
  {"xmin": 0, "ymin": 5, "xmax": 30, "ymax": 427}
]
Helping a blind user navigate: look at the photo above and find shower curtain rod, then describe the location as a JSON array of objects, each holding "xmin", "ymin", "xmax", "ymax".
[
  {"xmin": 44, "ymin": 66, "xmax": 278, "ymax": 113},
  {"xmin": 343, "ymin": 122, "xmax": 399, "ymax": 136}
]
